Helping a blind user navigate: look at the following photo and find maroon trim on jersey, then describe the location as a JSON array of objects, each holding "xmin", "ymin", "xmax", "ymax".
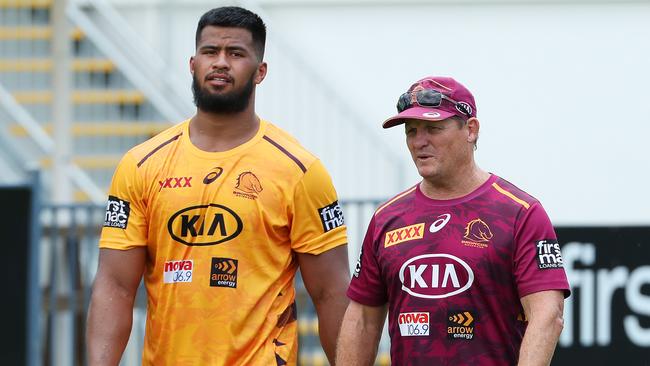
[
  {"xmin": 263, "ymin": 135, "xmax": 307, "ymax": 173},
  {"xmin": 137, "ymin": 132, "xmax": 182, "ymax": 168}
]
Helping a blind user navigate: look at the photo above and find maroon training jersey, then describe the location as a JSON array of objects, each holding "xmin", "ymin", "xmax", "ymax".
[{"xmin": 348, "ymin": 174, "xmax": 570, "ymax": 365}]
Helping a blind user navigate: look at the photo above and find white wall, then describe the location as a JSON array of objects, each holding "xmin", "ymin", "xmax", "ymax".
[{"xmin": 112, "ymin": 0, "xmax": 650, "ymax": 225}]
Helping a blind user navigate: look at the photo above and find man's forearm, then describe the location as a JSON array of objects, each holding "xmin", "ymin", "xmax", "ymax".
[
  {"xmin": 313, "ymin": 292, "xmax": 349, "ymax": 364},
  {"xmin": 86, "ymin": 282, "xmax": 136, "ymax": 365},
  {"xmin": 335, "ymin": 304, "xmax": 384, "ymax": 366},
  {"xmin": 518, "ymin": 317, "xmax": 563, "ymax": 366}
]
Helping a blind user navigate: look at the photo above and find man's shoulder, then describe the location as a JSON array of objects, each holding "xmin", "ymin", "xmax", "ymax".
[
  {"xmin": 260, "ymin": 120, "xmax": 319, "ymax": 173},
  {"xmin": 124, "ymin": 120, "xmax": 186, "ymax": 165},
  {"xmin": 373, "ymin": 184, "xmax": 419, "ymax": 218},
  {"xmin": 488, "ymin": 175, "xmax": 540, "ymax": 210}
]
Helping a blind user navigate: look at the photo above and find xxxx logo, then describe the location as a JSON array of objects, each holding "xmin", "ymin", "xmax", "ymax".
[
  {"xmin": 449, "ymin": 311, "xmax": 474, "ymax": 326},
  {"xmin": 159, "ymin": 177, "xmax": 192, "ymax": 191},
  {"xmin": 384, "ymin": 223, "xmax": 424, "ymax": 248}
]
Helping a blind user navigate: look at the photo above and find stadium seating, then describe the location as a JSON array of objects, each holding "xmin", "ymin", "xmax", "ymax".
[{"xmin": 0, "ymin": 0, "xmax": 169, "ymax": 201}]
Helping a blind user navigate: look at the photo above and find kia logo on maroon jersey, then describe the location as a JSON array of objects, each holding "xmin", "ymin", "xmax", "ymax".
[{"xmin": 399, "ymin": 254, "xmax": 474, "ymax": 299}]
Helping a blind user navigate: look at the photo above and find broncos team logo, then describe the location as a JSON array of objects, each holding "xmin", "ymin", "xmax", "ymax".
[
  {"xmin": 463, "ymin": 218, "xmax": 493, "ymax": 243},
  {"xmin": 235, "ymin": 171, "xmax": 263, "ymax": 195}
]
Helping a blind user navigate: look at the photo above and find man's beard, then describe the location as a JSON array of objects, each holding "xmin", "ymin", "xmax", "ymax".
[{"xmin": 192, "ymin": 73, "xmax": 255, "ymax": 114}]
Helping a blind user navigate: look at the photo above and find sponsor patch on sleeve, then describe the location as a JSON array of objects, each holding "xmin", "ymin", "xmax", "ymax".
[
  {"xmin": 104, "ymin": 195, "xmax": 131, "ymax": 229},
  {"xmin": 398, "ymin": 312, "xmax": 430, "ymax": 336},
  {"xmin": 318, "ymin": 200, "xmax": 345, "ymax": 232},
  {"xmin": 535, "ymin": 239, "xmax": 564, "ymax": 269},
  {"xmin": 353, "ymin": 246, "xmax": 363, "ymax": 278}
]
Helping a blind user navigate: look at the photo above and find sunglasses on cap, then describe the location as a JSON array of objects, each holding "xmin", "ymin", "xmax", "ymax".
[{"xmin": 396, "ymin": 89, "xmax": 471, "ymax": 117}]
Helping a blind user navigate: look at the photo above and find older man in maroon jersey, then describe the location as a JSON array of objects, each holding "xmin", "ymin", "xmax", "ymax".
[{"xmin": 337, "ymin": 76, "xmax": 570, "ymax": 365}]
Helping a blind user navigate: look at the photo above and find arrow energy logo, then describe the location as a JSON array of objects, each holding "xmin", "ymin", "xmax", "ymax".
[
  {"xmin": 210, "ymin": 257, "xmax": 238, "ymax": 288},
  {"xmin": 447, "ymin": 310, "xmax": 476, "ymax": 340}
]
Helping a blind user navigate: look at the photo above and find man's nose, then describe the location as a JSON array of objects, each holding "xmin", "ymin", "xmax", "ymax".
[
  {"xmin": 211, "ymin": 52, "xmax": 230, "ymax": 69},
  {"xmin": 412, "ymin": 130, "xmax": 429, "ymax": 148}
]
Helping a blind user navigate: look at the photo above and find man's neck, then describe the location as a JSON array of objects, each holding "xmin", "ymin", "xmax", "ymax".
[
  {"xmin": 419, "ymin": 165, "xmax": 490, "ymax": 201},
  {"xmin": 188, "ymin": 108, "xmax": 260, "ymax": 152}
]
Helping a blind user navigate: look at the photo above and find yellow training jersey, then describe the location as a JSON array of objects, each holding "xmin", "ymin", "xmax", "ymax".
[{"xmin": 99, "ymin": 119, "xmax": 347, "ymax": 365}]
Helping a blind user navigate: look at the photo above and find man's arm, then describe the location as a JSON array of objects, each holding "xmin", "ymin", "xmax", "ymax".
[
  {"xmin": 518, "ymin": 290, "xmax": 565, "ymax": 366},
  {"xmin": 297, "ymin": 245, "xmax": 350, "ymax": 364},
  {"xmin": 336, "ymin": 300, "xmax": 387, "ymax": 366},
  {"xmin": 86, "ymin": 247, "xmax": 146, "ymax": 365}
]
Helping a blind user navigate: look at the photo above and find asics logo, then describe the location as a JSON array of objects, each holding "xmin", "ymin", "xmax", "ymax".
[
  {"xmin": 422, "ymin": 112, "xmax": 441, "ymax": 118},
  {"xmin": 430, "ymin": 214, "xmax": 451, "ymax": 233}
]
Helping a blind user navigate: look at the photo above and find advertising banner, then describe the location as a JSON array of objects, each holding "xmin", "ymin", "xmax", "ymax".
[{"xmin": 554, "ymin": 227, "xmax": 650, "ymax": 365}]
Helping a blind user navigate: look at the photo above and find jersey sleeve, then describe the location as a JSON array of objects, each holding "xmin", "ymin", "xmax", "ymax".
[
  {"xmin": 289, "ymin": 160, "xmax": 347, "ymax": 254},
  {"xmin": 99, "ymin": 153, "xmax": 148, "ymax": 250},
  {"xmin": 513, "ymin": 202, "xmax": 571, "ymax": 299},
  {"xmin": 347, "ymin": 216, "xmax": 388, "ymax": 306}
]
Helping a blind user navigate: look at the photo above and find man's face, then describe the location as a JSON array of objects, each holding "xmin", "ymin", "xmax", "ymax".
[
  {"xmin": 190, "ymin": 26, "xmax": 267, "ymax": 113},
  {"xmin": 405, "ymin": 118, "xmax": 472, "ymax": 181}
]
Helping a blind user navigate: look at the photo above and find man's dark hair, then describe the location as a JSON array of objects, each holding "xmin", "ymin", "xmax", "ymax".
[{"xmin": 195, "ymin": 6, "xmax": 267, "ymax": 60}]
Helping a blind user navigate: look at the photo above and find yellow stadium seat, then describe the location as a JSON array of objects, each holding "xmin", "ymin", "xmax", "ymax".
[
  {"xmin": 0, "ymin": 26, "xmax": 84, "ymax": 40},
  {"xmin": 9, "ymin": 122, "xmax": 169, "ymax": 137},
  {"xmin": 12, "ymin": 90, "xmax": 145, "ymax": 104}
]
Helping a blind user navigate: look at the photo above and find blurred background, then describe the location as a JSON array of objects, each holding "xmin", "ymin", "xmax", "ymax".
[{"xmin": 0, "ymin": 0, "xmax": 648, "ymax": 364}]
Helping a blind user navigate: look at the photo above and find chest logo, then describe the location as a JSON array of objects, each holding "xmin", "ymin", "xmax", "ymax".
[
  {"xmin": 158, "ymin": 176, "xmax": 192, "ymax": 191},
  {"xmin": 384, "ymin": 223, "xmax": 424, "ymax": 248},
  {"xmin": 203, "ymin": 167, "xmax": 224, "ymax": 184},
  {"xmin": 399, "ymin": 254, "xmax": 474, "ymax": 299},
  {"xmin": 462, "ymin": 218, "xmax": 493, "ymax": 249},
  {"xmin": 233, "ymin": 171, "xmax": 262, "ymax": 200},
  {"xmin": 429, "ymin": 214, "xmax": 451, "ymax": 233},
  {"xmin": 210, "ymin": 257, "xmax": 238, "ymax": 288},
  {"xmin": 163, "ymin": 260, "xmax": 193, "ymax": 284},
  {"xmin": 398, "ymin": 312, "xmax": 430, "ymax": 337},
  {"xmin": 167, "ymin": 204, "xmax": 243, "ymax": 246},
  {"xmin": 448, "ymin": 310, "xmax": 476, "ymax": 340}
]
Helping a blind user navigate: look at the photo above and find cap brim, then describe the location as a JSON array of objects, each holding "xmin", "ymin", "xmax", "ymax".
[{"xmin": 382, "ymin": 107, "xmax": 456, "ymax": 129}]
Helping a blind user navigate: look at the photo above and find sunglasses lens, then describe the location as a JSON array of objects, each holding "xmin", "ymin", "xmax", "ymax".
[
  {"xmin": 416, "ymin": 90, "xmax": 442, "ymax": 107},
  {"xmin": 396, "ymin": 93, "xmax": 410, "ymax": 112}
]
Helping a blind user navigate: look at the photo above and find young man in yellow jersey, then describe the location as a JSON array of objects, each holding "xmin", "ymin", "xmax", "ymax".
[{"xmin": 87, "ymin": 7, "xmax": 350, "ymax": 365}]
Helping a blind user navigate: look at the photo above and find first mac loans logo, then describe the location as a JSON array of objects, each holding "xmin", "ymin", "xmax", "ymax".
[
  {"xmin": 319, "ymin": 200, "xmax": 344, "ymax": 232},
  {"xmin": 536, "ymin": 239, "xmax": 564, "ymax": 269},
  {"xmin": 104, "ymin": 195, "xmax": 130, "ymax": 229}
]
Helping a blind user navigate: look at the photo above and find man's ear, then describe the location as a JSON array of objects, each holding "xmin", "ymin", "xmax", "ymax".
[
  {"xmin": 466, "ymin": 117, "xmax": 480, "ymax": 144},
  {"xmin": 255, "ymin": 62, "xmax": 268, "ymax": 84}
]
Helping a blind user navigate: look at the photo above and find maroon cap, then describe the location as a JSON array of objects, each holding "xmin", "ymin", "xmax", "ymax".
[{"xmin": 382, "ymin": 76, "xmax": 477, "ymax": 128}]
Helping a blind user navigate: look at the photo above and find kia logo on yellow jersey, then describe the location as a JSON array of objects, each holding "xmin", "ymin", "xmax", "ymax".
[{"xmin": 167, "ymin": 204, "xmax": 243, "ymax": 246}]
